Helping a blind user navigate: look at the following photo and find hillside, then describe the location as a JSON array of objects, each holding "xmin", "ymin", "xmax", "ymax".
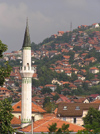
[{"xmin": 2, "ymin": 22, "xmax": 100, "ymax": 97}]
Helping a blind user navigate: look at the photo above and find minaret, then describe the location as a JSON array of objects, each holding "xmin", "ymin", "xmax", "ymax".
[{"xmin": 20, "ymin": 19, "xmax": 34, "ymax": 128}]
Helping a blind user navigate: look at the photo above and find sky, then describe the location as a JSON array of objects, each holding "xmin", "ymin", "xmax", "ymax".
[{"xmin": 0, "ymin": 0, "xmax": 100, "ymax": 52}]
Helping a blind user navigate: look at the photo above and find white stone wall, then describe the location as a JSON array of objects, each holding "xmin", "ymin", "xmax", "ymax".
[
  {"xmin": 22, "ymin": 48, "xmax": 31, "ymax": 67},
  {"xmin": 21, "ymin": 78, "xmax": 32, "ymax": 128}
]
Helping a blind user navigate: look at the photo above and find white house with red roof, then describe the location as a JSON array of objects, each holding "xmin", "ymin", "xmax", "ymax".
[
  {"xmin": 12, "ymin": 100, "xmax": 46, "ymax": 122},
  {"xmin": 92, "ymin": 23, "xmax": 99, "ymax": 28},
  {"xmin": 44, "ymin": 84, "xmax": 57, "ymax": 92},
  {"xmin": 89, "ymin": 67, "xmax": 99, "ymax": 74},
  {"xmin": 58, "ymin": 31, "xmax": 64, "ymax": 36},
  {"xmin": 91, "ymin": 78, "xmax": 100, "ymax": 85}
]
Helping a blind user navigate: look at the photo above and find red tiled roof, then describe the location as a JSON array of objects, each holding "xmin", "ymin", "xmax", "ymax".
[
  {"xmin": 90, "ymin": 94, "xmax": 99, "ymax": 98},
  {"xmin": 20, "ymin": 116, "xmax": 84, "ymax": 132},
  {"xmin": 89, "ymin": 67, "xmax": 99, "ymax": 70},
  {"xmin": 63, "ymin": 55, "xmax": 70, "ymax": 59},
  {"xmin": 65, "ymin": 71, "xmax": 72, "ymax": 74},
  {"xmin": 50, "ymin": 92, "xmax": 57, "ymax": 96},
  {"xmin": 60, "ymin": 96, "xmax": 70, "ymax": 102},
  {"xmin": 81, "ymin": 69, "xmax": 86, "ymax": 73},
  {"xmin": 11, "ymin": 116, "xmax": 21, "ymax": 125},
  {"xmin": 32, "ymin": 73, "xmax": 38, "ymax": 78},
  {"xmin": 58, "ymin": 31, "xmax": 65, "ymax": 34},
  {"xmin": 0, "ymin": 87, "xmax": 9, "ymax": 91},
  {"xmin": 45, "ymin": 84, "xmax": 56, "ymax": 87},
  {"xmin": 12, "ymin": 100, "xmax": 46, "ymax": 113},
  {"xmin": 74, "ymin": 80, "xmax": 83, "ymax": 83},
  {"xmin": 91, "ymin": 100, "xmax": 100, "ymax": 103},
  {"xmin": 69, "ymin": 84, "xmax": 77, "ymax": 88}
]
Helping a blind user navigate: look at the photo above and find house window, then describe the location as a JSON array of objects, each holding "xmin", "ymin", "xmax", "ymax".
[
  {"xmin": 75, "ymin": 106, "xmax": 80, "ymax": 110},
  {"xmin": 17, "ymin": 106, "xmax": 20, "ymax": 108},
  {"xmin": 73, "ymin": 118, "xmax": 76, "ymax": 123},
  {"xmin": 63, "ymin": 106, "xmax": 67, "ymax": 110}
]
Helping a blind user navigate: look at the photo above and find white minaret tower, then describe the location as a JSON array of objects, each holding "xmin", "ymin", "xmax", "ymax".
[{"xmin": 20, "ymin": 19, "xmax": 34, "ymax": 128}]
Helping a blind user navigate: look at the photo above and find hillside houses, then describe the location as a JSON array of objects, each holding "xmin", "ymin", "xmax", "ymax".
[{"xmin": 1, "ymin": 22, "xmax": 100, "ymax": 112}]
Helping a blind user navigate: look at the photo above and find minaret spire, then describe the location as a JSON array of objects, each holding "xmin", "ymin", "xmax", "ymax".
[{"xmin": 22, "ymin": 18, "xmax": 31, "ymax": 48}]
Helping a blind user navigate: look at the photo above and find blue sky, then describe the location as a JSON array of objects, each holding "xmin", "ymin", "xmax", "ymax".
[{"xmin": 0, "ymin": 0, "xmax": 100, "ymax": 52}]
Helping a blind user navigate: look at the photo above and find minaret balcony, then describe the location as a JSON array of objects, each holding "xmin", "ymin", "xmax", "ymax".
[
  {"xmin": 20, "ymin": 66, "xmax": 34, "ymax": 71},
  {"xmin": 20, "ymin": 66, "xmax": 34, "ymax": 77}
]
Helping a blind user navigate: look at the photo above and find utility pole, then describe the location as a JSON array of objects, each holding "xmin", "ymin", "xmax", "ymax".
[{"xmin": 31, "ymin": 116, "xmax": 34, "ymax": 134}]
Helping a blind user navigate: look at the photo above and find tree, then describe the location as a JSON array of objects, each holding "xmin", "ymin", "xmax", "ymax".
[
  {"xmin": 48, "ymin": 123, "xmax": 57, "ymax": 133},
  {"xmin": 0, "ymin": 40, "xmax": 12, "ymax": 86},
  {"xmin": 0, "ymin": 41, "xmax": 13, "ymax": 133},
  {"xmin": 86, "ymin": 72, "xmax": 94, "ymax": 80},
  {"xmin": 48, "ymin": 123, "xmax": 70, "ymax": 134},
  {"xmin": 55, "ymin": 85, "xmax": 62, "ymax": 94},
  {"xmin": 53, "ymin": 94, "xmax": 59, "ymax": 101},
  {"xmin": 0, "ymin": 40, "xmax": 7, "ymax": 57},
  {"xmin": 61, "ymin": 123, "xmax": 69, "ymax": 133},
  {"xmin": 44, "ymin": 102, "xmax": 56, "ymax": 113},
  {"xmin": 0, "ymin": 99, "xmax": 15, "ymax": 133},
  {"xmin": 41, "ymin": 87, "xmax": 52, "ymax": 94},
  {"xmin": 43, "ymin": 97, "xmax": 50, "ymax": 107},
  {"xmin": 83, "ymin": 107, "xmax": 100, "ymax": 133}
]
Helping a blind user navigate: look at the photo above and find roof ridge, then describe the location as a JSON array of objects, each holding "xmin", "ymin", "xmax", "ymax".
[{"xmin": 30, "ymin": 117, "xmax": 55, "ymax": 132}]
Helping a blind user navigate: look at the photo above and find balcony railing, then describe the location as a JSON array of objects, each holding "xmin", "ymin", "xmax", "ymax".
[{"xmin": 20, "ymin": 66, "xmax": 34, "ymax": 71}]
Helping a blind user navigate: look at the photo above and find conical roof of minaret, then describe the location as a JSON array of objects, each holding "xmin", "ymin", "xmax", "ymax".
[{"xmin": 22, "ymin": 19, "xmax": 31, "ymax": 48}]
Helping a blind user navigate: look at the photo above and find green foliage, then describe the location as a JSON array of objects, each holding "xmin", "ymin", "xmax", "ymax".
[
  {"xmin": 86, "ymin": 71, "xmax": 94, "ymax": 80},
  {"xmin": 31, "ymin": 42, "xmax": 39, "ymax": 51},
  {"xmin": 0, "ymin": 41, "xmax": 12, "ymax": 86},
  {"xmin": 55, "ymin": 85, "xmax": 63, "ymax": 94},
  {"xmin": 61, "ymin": 123, "xmax": 70, "ymax": 133},
  {"xmin": 40, "ymin": 37, "xmax": 54, "ymax": 45},
  {"xmin": 41, "ymin": 87, "xmax": 52, "ymax": 94},
  {"xmin": 77, "ymin": 130, "xmax": 93, "ymax": 134},
  {"xmin": 0, "ymin": 40, "xmax": 7, "ymax": 57},
  {"xmin": 53, "ymin": 94, "xmax": 59, "ymax": 101},
  {"xmin": 48, "ymin": 123, "xmax": 57, "ymax": 133},
  {"xmin": 83, "ymin": 107, "xmax": 100, "ymax": 133},
  {"xmin": 70, "ymin": 73, "xmax": 78, "ymax": 82},
  {"xmin": 43, "ymin": 97, "xmax": 50, "ymax": 107},
  {"xmin": 74, "ymin": 46, "xmax": 82, "ymax": 52},
  {"xmin": 0, "ymin": 99, "xmax": 15, "ymax": 133},
  {"xmin": 85, "ymin": 27, "xmax": 100, "ymax": 36},
  {"xmin": 0, "ymin": 61, "xmax": 12, "ymax": 86},
  {"xmin": 48, "ymin": 123, "xmax": 70, "ymax": 134},
  {"xmin": 82, "ymin": 83, "xmax": 88, "ymax": 91},
  {"xmin": 15, "ymin": 81, "xmax": 19, "ymax": 87},
  {"xmin": 32, "ymin": 79, "xmax": 40, "ymax": 87},
  {"xmin": 44, "ymin": 102, "xmax": 56, "ymax": 113}
]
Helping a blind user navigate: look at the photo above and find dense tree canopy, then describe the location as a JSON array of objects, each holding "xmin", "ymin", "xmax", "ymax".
[
  {"xmin": 0, "ymin": 99, "xmax": 15, "ymax": 134},
  {"xmin": 0, "ymin": 40, "xmax": 13, "ymax": 133},
  {"xmin": 83, "ymin": 107, "xmax": 100, "ymax": 133},
  {"xmin": 0, "ymin": 40, "xmax": 12, "ymax": 86}
]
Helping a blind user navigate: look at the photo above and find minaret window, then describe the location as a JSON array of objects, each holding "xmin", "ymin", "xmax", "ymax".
[{"xmin": 27, "ymin": 63, "xmax": 30, "ymax": 70}]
